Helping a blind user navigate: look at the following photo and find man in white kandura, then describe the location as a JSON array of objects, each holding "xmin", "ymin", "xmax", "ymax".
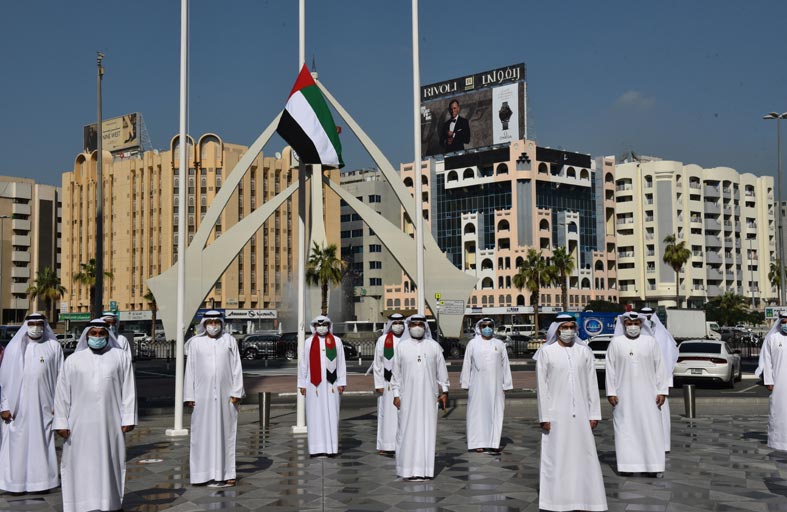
[
  {"xmin": 640, "ymin": 306, "xmax": 679, "ymax": 452},
  {"xmin": 102, "ymin": 311, "xmax": 132, "ymax": 358},
  {"xmin": 184, "ymin": 310, "xmax": 245, "ymax": 487},
  {"xmin": 0, "ymin": 313, "xmax": 63, "ymax": 493},
  {"xmin": 536, "ymin": 313, "xmax": 607, "ymax": 511},
  {"xmin": 606, "ymin": 311, "xmax": 667, "ymax": 477},
  {"xmin": 756, "ymin": 312, "xmax": 787, "ymax": 450},
  {"xmin": 373, "ymin": 313, "xmax": 405, "ymax": 454},
  {"xmin": 298, "ymin": 315, "xmax": 347, "ymax": 456},
  {"xmin": 54, "ymin": 318, "xmax": 137, "ymax": 512},
  {"xmin": 460, "ymin": 317, "xmax": 512, "ymax": 453},
  {"xmin": 391, "ymin": 315, "xmax": 450, "ymax": 481}
]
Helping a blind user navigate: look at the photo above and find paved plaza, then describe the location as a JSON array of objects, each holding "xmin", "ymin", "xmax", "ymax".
[{"xmin": 2, "ymin": 399, "xmax": 787, "ymax": 511}]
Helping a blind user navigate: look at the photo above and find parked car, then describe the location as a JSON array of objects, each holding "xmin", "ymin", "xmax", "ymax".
[
  {"xmin": 587, "ymin": 334, "xmax": 613, "ymax": 373},
  {"xmin": 241, "ymin": 334, "xmax": 282, "ymax": 360},
  {"xmin": 277, "ymin": 332, "xmax": 359, "ymax": 361},
  {"xmin": 0, "ymin": 325, "xmax": 21, "ymax": 347},
  {"xmin": 673, "ymin": 340, "xmax": 742, "ymax": 387},
  {"xmin": 504, "ymin": 334, "xmax": 534, "ymax": 357},
  {"xmin": 439, "ymin": 337, "xmax": 466, "ymax": 358}
]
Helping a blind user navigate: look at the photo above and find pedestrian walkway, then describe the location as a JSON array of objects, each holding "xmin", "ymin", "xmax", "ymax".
[{"xmin": 2, "ymin": 402, "xmax": 787, "ymax": 511}]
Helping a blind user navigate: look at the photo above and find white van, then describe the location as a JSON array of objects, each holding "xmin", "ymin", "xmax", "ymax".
[{"xmin": 496, "ymin": 324, "xmax": 536, "ymax": 337}]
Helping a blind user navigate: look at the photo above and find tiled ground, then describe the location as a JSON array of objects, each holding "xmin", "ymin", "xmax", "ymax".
[{"xmin": 2, "ymin": 402, "xmax": 787, "ymax": 511}]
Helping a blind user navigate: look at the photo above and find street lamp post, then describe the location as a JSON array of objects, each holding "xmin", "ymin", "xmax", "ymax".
[
  {"xmin": 748, "ymin": 237, "xmax": 756, "ymax": 308},
  {"xmin": 765, "ymin": 112, "xmax": 787, "ymax": 306},
  {"xmin": 0, "ymin": 215, "xmax": 10, "ymax": 323},
  {"xmin": 94, "ymin": 51, "xmax": 105, "ymax": 318}
]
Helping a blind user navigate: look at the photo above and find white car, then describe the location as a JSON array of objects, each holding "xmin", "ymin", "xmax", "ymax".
[
  {"xmin": 587, "ymin": 334, "xmax": 613, "ymax": 372},
  {"xmin": 673, "ymin": 340, "xmax": 742, "ymax": 387}
]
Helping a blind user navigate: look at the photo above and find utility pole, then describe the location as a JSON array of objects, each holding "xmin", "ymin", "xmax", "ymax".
[{"xmin": 93, "ymin": 51, "xmax": 105, "ymax": 318}]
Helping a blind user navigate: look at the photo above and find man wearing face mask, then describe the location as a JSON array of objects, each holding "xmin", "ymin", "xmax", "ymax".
[
  {"xmin": 102, "ymin": 312, "xmax": 132, "ymax": 358},
  {"xmin": 460, "ymin": 318, "xmax": 512, "ymax": 453},
  {"xmin": 0, "ymin": 313, "xmax": 63, "ymax": 493},
  {"xmin": 640, "ymin": 307, "xmax": 678, "ymax": 452},
  {"xmin": 54, "ymin": 318, "xmax": 137, "ymax": 512},
  {"xmin": 606, "ymin": 311, "xmax": 667, "ymax": 477},
  {"xmin": 372, "ymin": 313, "xmax": 405, "ymax": 454},
  {"xmin": 535, "ymin": 314, "xmax": 607, "ymax": 511},
  {"xmin": 184, "ymin": 310, "xmax": 244, "ymax": 487},
  {"xmin": 391, "ymin": 314, "xmax": 450, "ymax": 480},
  {"xmin": 755, "ymin": 312, "xmax": 787, "ymax": 450},
  {"xmin": 298, "ymin": 315, "xmax": 347, "ymax": 456}
]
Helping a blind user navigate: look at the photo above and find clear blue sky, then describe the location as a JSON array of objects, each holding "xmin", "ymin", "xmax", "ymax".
[{"xmin": 1, "ymin": 1, "xmax": 786, "ymax": 188}]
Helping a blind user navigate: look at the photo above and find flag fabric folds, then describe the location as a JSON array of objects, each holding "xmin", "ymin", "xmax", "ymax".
[{"xmin": 276, "ymin": 64, "xmax": 344, "ymax": 168}]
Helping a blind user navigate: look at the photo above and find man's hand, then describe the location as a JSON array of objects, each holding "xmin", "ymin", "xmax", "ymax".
[
  {"xmin": 768, "ymin": 385, "xmax": 775, "ymax": 392},
  {"xmin": 608, "ymin": 396, "xmax": 618, "ymax": 407},
  {"xmin": 393, "ymin": 397, "xmax": 401, "ymax": 409},
  {"xmin": 56, "ymin": 429, "xmax": 70, "ymax": 439},
  {"xmin": 121, "ymin": 425, "xmax": 135, "ymax": 433},
  {"xmin": 184, "ymin": 401, "xmax": 195, "ymax": 408},
  {"xmin": 299, "ymin": 387, "xmax": 306, "ymax": 396},
  {"xmin": 589, "ymin": 420, "xmax": 599, "ymax": 430},
  {"xmin": 438, "ymin": 393, "xmax": 448, "ymax": 410},
  {"xmin": 656, "ymin": 394, "xmax": 666, "ymax": 408},
  {"xmin": 0, "ymin": 411, "xmax": 12, "ymax": 423},
  {"xmin": 375, "ymin": 388, "xmax": 384, "ymax": 394},
  {"xmin": 337, "ymin": 386, "xmax": 345, "ymax": 395},
  {"xmin": 230, "ymin": 396, "xmax": 241, "ymax": 405},
  {"xmin": 541, "ymin": 422, "xmax": 551, "ymax": 433}
]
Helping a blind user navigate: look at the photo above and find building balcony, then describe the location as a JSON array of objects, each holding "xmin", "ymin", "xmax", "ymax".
[
  {"xmin": 706, "ymin": 268, "xmax": 723, "ymax": 280},
  {"xmin": 706, "ymin": 252, "xmax": 722, "ymax": 264},
  {"xmin": 11, "ymin": 267, "xmax": 29, "ymax": 279},
  {"xmin": 11, "ymin": 219, "xmax": 30, "ymax": 231},
  {"xmin": 704, "ymin": 202, "xmax": 720, "ymax": 215},
  {"xmin": 11, "ymin": 251, "xmax": 30, "ymax": 262},
  {"xmin": 8, "ymin": 298, "xmax": 28, "ymax": 309},
  {"xmin": 11, "ymin": 235, "xmax": 30, "ymax": 246},
  {"xmin": 705, "ymin": 185, "xmax": 720, "ymax": 197},
  {"xmin": 11, "ymin": 283, "xmax": 28, "ymax": 294},
  {"xmin": 12, "ymin": 203, "xmax": 30, "ymax": 216},
  {"xmin": 704, "ymin": 219, "xmax": 721, "ymax": 231},
  {"xmin": 706, "ymin": 285, "xmax": 722, "ymax": 296},
  {"xmin": 705, "ymin": 235, "xmax": 722, "ymax": 247}
]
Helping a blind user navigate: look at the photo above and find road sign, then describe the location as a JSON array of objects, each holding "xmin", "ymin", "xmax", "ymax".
[
  {"xmin": 110, "ymin": 300, "xmax": 118, "ymax": 310},
  {"xmin": 439, "ymin": 299, "xmax": 464, "ymax": 315},
  {"xmin": 766, "ymin": 306, "xmax": 787, "ymax": 319},
  {"xmin": 60, "ymin": 312, "xmax": 91, "ymax": 321},
  {"xmin": 434, "ymin": 293, "xmax": 441, "ymax": 300}
]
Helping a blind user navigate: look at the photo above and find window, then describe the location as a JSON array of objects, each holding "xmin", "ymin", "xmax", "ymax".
[
  {"xmin": 341, "ymin": 230, "xmax": 351, "ymax": 238},
  {"xmin": 369, "ymin": 278, "xmax": 382, "ymax": 286},
  {"xmin": 369, "ymin": 261, "xmax": 382, "ymax": 269},
  {"xmin": 369, "ymin": 244, "xmax": 382, "ymax": 253},
  {"xmin": 340, "ymin": 213, "xmax": 351, "ymax": 222},
  {"xmin": 368, "ymin": 194, "xmax": 381, "ymax": 203},
  {"xmin": 351, "ymin": 229, "xmax": 363, "ymax": 237}
]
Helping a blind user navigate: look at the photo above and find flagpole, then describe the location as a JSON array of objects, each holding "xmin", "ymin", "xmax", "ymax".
[
  {"xmin": 412, "ymin": 0, "xmax": 425, "ymax": 315},
  {"xmin": 293, "ymin": 0, "xmax": 308, "ymax": 434},
  {"xmin": 167, "ymin": 0, "xmax": 189, "ymax": 437}
]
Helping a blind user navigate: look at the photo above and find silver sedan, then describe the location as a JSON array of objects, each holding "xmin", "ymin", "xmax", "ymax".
[{"xmin": 673, "ymin": 340, "xmax": 742, "ymax": 387}]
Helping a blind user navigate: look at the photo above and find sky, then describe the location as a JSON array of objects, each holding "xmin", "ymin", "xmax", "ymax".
[{"xmin": 1, "ymin": 1, "xmax": 786, "ymax": 189}]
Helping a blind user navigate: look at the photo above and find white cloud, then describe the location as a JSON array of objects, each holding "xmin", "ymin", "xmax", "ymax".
[{"xmin": 614, "ymin": 90, "xmax": 656, "ymax": 111}]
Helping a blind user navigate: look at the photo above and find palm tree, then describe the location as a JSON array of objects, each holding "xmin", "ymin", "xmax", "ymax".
[
  {"xmin": 551, "ymin": 246, "xmax": 575, "ymax": 311},
  {"xmin": 306, "ymin": 243, "xmax": 346, "ymax": 315},
  {"xmin": 662, "ymin": 234, "xmax": 691, "ymax": 308},
  {"xmin": 73, "ymin": 258, "xmax": 114, "ymax": 313},
  {"xmin": 26, "ymin": 266, "xmax": 66, "ymax": 325},
  {"xmin": 513, "ymin": 248, "xmax": 555, "ymax": 336},
  {"xmin": 704, "ymin": 292, "xmax": 749, "ymax": 327},
  {"xmin": 769, "ymin": 261, "xmax": 784, "ymax": 300},
  {"xmin": 143, "ymin": 289, "xmax": 158, "ymax": 342}
]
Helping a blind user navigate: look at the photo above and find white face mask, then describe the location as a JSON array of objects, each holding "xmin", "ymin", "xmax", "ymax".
[
  {"xmin": 558, "ymin": 329, "xmax": 575, "ymax": 343},
  {"xmin": 391, "ymin": 324, "xmax": 405, "ymax": 336},
  {"xmin": 409, "ymin": 326, "xmax": 425, "ymax": 339},
  {"xmin": 27, "ymin": 325, "xmax": 44, "ymax": 339},
  {"xmin": 316, "ymin": 325, "xmax": 330, "ymax": 336},
  {"xmin": 206, "ymin": 324, "xmax": 222, "ymax": 337},
  {"xmin": 625, "ymin": 325, "xmax": 641, "ymax": 338}
]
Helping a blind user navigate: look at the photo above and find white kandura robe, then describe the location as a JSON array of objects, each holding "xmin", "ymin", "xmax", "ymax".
[
  {"xmin": 460, "ymin": 336, "xmax": 513, "ymax": 450},
  {"xmin": 297, "ymin": 335, "xmax": 347, "ymax": 455},
  {"xmin": 117, "ymin": 333, "xmax": 133, "ymax": 358},
  {"xmin": 650, "ymin": 321, "xmax": 678, "ymax": 452},
  {"xmin": 537, "ymin": 342, "xmax": 607, "ymax": 511},
  {"xmin": 54, "ymin": 347, "xmax": 137, "ymax": 512},
  {"xmin": 391, "ymin": 338, "xmax": 449, "ymax": 478},
  {"xmin": 761, "ymin": 332, "xmax": 787, "ymax": 450},
  {"xmin": 372, "ymin": 334, "xmax": 401, "ymax": 451},
  {"xmin": 605, "ymin": 334, "xmax": 667, "ymax": 473},
  {"xmin": 0, "ymin": 338, "xmax": 63, "ymax": 492},
  {"xmin": 184, "ymin": 334, "xmax": 245, "ymax": 483}
]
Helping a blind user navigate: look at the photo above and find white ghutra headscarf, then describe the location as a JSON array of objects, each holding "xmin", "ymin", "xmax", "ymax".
[{"xmin": 533, "ymin": 313, "xmax": 588, "ymax": 361}]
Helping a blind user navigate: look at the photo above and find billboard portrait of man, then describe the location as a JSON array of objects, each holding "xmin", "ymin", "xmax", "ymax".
[{"xmin": 439, "ymin": 100, "xmax": 471, "ymax": 152}]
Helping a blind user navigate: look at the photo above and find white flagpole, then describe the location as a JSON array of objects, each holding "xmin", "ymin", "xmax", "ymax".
[
  {"xmin": 167, "ymin": 0, "xmax": 189, "ymax": 437},
  {"xmin": 412, "ymin": 0, "xmax": 425, "ymax": 315},
  {"xmin": 293, "ymin": 0, "xmax": 308, "ymax": 434}
]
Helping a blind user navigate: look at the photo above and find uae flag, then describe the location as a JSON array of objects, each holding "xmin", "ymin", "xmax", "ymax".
[{"xmin": 276, "ymin": 64, "xmax": 344, "ymax": 168}]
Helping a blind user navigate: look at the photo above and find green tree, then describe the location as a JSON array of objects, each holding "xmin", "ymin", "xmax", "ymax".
[
  {"xmin": 143, "ymin": 289, "xmax": 158, "ymax": 342},
  {"xmin": 73, "ymin": 258, "xmax": 114, "ymax": 314},
  {"xmin": 26, "ymin": 266, "xmax": 66, "ymax": 325},
  {"xmin": 584, "ymin": 299, "xmax": 626, "ymax": 313},
  {"xmin": 513, "ymin": 248, "xmax": 555, "ymax": 336},
  {"xmin": 306, "ymin": 243, "xmax": 347, "ymax": 316},
  {"xmin": 704, "ymin": 292, "xmax": 750, "ymax": 327},
  {"xmin": 769, "ymin": 261, "xmax": 784, "ymax": 300},
  {"xmin": 551, "ymin": 246, "xmax": 575, "ymax": 311},
  {"xmin": 662, "ymin": 234, "xmax": 691, "ymax": 308}
]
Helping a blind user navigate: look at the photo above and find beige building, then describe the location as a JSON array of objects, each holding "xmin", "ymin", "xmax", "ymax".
[
  {"xmin": 0, "ymin": 177, "xmax": 61, "ymax": 323},
  {"xmin": 614, "ymin": 158, "xmax": 775, "ymax": 308},
  {"xmin": 385, "ymin": 139, "xmax": 619, "ymax": 321},
  {"xmin": 61, "ymin": 134, "xmax": 340, "ymax": 322}
]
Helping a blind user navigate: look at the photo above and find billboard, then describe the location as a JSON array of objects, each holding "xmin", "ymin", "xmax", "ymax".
[
  {"xmin": 83, "ymin": 113, "xmax": 140, "ymax": 153},
  {"xmin": 420, "ymin": 64, "xmax": 526, "ymax": 158}
]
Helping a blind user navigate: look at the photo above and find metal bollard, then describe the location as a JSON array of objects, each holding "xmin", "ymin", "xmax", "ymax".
[
  {"xmin": 683, "ymin": 384, "xmax": 696, "ymax": 418},
  {"xmin": 258, "ymin": 392, "xmax": 271, "ymax": 430}
]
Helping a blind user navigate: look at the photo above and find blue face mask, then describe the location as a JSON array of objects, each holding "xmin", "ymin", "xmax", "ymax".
[
  {"xmin": 781, "ymin": 324, "xmax": 787, "ymax": 335},
  {"xmin": 88, "ymin": 336, "xmax": 108, "ymax": 350},
  {"xmin": 481, "ymin": 326, "xmax": 494, "ymax": 337}
]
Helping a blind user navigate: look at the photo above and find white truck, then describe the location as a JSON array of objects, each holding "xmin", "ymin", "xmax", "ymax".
[{"xmin": 662, "ymin": 309, "xmax": 721, "ymax": 340}]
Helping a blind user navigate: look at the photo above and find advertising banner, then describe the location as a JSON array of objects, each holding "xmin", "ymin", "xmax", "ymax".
[{"xmin": 83, "ymin": 113, "xmax": 140, "ymax": 153}]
